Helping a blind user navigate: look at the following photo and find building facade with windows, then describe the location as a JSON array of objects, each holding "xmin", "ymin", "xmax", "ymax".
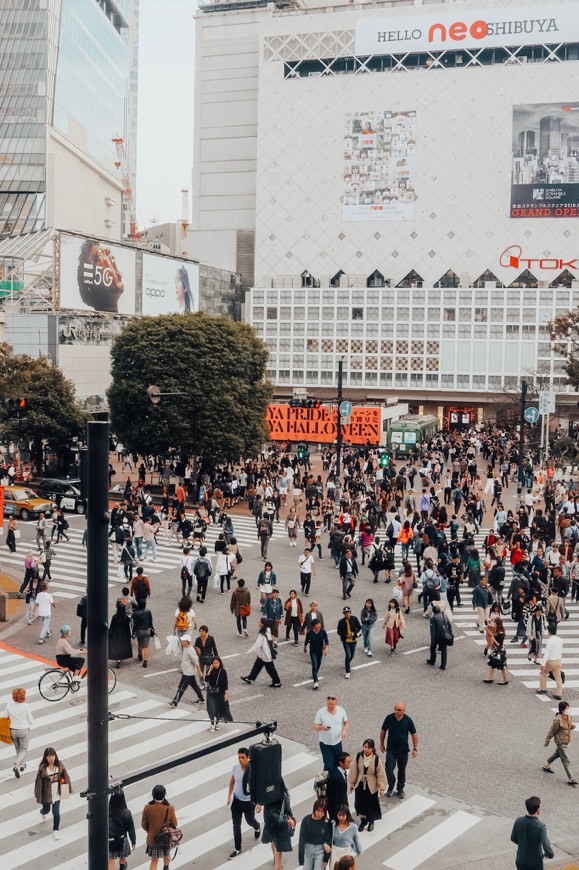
[
  {"xmin": 0, "ymin": 0, "xmax": 138, "ymax": 242},
  {"xmin": 194, "ymin": 0, "xmax": 579, "ymax": 420}
]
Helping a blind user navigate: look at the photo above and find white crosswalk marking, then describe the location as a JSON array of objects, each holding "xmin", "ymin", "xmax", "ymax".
[{"xmin": 0, "ymin": 646, "xmax": 498, "ymax": 870}]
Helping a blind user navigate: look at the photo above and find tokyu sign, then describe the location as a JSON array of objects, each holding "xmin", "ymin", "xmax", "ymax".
[
  {"xmin": 355, "ymin": 5, "xmax": 578, "ymax": 56},
  {"xmin": 500, "ymin": 245, "xmax": 578, "ymax": 271}
]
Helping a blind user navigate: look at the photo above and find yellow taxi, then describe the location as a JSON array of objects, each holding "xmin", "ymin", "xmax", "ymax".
[{"xmin": 3, "ymin": 486, "xmax": 56, "ymax": 521}]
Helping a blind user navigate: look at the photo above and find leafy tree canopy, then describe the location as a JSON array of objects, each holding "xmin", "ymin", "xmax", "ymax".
[
  {"xmin": 0, "ymin": 343, "xmax": 86, "ymax": 470},
  {"xmin": 550, "ymin": 311, "xmax": 579, "ymax": 389},
  {"xmin": 107, "ymin": 313, "xmax": 271, "ymax": 462}
]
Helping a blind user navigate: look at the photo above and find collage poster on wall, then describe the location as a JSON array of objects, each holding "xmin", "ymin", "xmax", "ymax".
[{"xmin": 343, "ymin": 110, "xmax": 417, "ymax": 221}]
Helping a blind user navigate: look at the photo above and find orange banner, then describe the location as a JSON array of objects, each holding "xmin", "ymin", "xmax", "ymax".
[
  {"xmin": 266, "ymin": 404, "xmax": 381, "ymax": 445},
  {"xmin": 0, "ymin": 486, "xmax": 4, "ymax": 524}
]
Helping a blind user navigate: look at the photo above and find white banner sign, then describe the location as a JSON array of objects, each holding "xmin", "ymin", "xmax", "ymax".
[{"xmin": 355, "ymin": 5, "xmax": 578, "ymax": 56}]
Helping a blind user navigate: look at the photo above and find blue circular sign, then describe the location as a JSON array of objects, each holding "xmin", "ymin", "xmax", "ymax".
[
  {"xmin": 524, "ymin": 407, "xmax": 540, "ymax": 424},
  {"xmin": 339, "ymin": 400, "xmax": 353, "ymax": 417}
]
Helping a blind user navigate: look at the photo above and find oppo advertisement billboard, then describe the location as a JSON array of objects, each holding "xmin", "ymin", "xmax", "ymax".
[
  {"xmin": 141, "ymin": 254, "xmax": 199, "ymax": 315},
  {"xmin": 59, "ymin": 234, "xmax": 136, "ymax": 315}
]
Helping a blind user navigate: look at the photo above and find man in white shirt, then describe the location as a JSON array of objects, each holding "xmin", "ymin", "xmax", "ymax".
[
  {"xmin": 298, "ymin": 548, "xmax": 316, "ymax": 597},
  {"xmin": 537, "ymin": 624, "xmax": 564, "ymax": 700},
  {"xmin": 32, "ymin": 584, "xmax": 56, "ymax": 644},
  {"xmin": 313, "ymin": 695, "xmax": 349, "ymax": 771}
]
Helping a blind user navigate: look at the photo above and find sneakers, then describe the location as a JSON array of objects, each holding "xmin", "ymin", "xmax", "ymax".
[
  {"xmin": 242, "ymin": 630, "xmax": 249, "ymax": 638},
  {"xmin": 240, "ymin": 676, "xmax": 253, "ymax": 684},
  {"xmin": 313, "ymin": 682, "xmax": 319, "ymax": 690},
  {"xmin": 41, "ymin": 813, "xmax": 47, "ymax": 823},
  {"xmin": 170, "ymin": 700, "xmax": 178, "ymax": 707},
  {"xmin": 236, "ymin": 633, "xmax": 242, "ymax": 637},
  {"xmin": 397, "ymin": 790, "xmax": 405, "ymax": 799},
  {"xmin": 53, "ymin": 831, "xmax": 60, "ymax": 840},
  {"xmin": 215, "ymin": 723, "xmax": 220, "ymax": 730},
  {"xmin": 386, "ymin": 788, "xmax": 394, "ymax": 798},
  {"xmin": 209, "ymin": 724, "xmax": 216, "ymax": 732},
  {"xmin": 344, "ymin": 673, "xmax": 350, "ymax": 679},
  {"xmin": 13, "ymin": 766, "xmax": 19, "ymax": 779},
  {"xmin": 254, "ymin": 823, "xmax": 261, "ymax": 839},
  {"xmin": 229, "ymin": 850, "xmax": 242, "ymax": 859},
  {"xmin": 37, "ymin": 639, "xmax": 45, "ymax": 644},
  {"xmin": 368, "ymin": 651, "xmax": 373, "ymax": 657},
  {"xmin": 270, "ymin": 682, "xmax": 282, "ymax": 688}
]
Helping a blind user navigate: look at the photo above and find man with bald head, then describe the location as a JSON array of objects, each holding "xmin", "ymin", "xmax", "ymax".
[{"xmin": 379, "ymin": 701, "xmax": 418, "ymax": 800}]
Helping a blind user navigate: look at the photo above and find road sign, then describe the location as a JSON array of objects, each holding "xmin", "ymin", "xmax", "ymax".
[
  {"xmin": 524, "ymin": 407, "xmax": 540, "ymax": 424},
  {"xmin": 339, "ymin": 400, "xmax": 352, "ymax": 417},
  {"xmin": 539, "ymin": 390, "xmax": 556, "ymax": 415}
]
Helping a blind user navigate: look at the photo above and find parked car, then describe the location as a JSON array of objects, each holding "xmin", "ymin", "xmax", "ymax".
[
  {"xmin": 35, "ymin": 478, "xmax": 86, "ymax": 515},
  {"xmin": 3, "ymin": 487, "xmax": 55, "ymax": 521}
]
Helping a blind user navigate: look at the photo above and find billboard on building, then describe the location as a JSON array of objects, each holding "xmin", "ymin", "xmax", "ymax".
[
  {"xmin": 58, "ymin": 315, "xmax": 128, "ymax": 346},
  {"xmin": 141, "ymin": 254, "xmax": 199, "ymax": 315},
  {"xmin": 59, "ymin": 234, "xmax": 136, "ymax": 314},
  {"xmin": 343, "ymin": 111, "xmax": 416, "ymax": 221},
  {"xmin": 511, "ymin": 102, "xmax": 579, "ymax": 218},
  {"xmin": 266, "ymin": 403, "xmax": 381, "ymax": 445}
]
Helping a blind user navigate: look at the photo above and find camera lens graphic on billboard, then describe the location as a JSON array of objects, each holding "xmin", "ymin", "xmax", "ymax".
[
  {"xmin": 141, "ymin": 253, "xmax": 199, "ymax": 315},
  {"xmin": 59, "ymin": 234, "xmax": 136, "ymax": 314}
]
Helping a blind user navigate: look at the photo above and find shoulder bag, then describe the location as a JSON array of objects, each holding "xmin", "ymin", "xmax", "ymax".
[
  {"xmin": 154, "ymin": 807, "xmax": 183, "ymax": 855},
  {"xmin": 442, "ymin": 616, "xmax": 454, "ymax": 646}
]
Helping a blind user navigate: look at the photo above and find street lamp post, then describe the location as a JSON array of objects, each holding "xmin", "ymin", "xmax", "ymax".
[
  {"xmin": 517, "ymin": 379, "xmax": 528, "ymax": 497},
  {"xmin": 335, "ymin": 360, "xmax": 343, "ymax": 506}
]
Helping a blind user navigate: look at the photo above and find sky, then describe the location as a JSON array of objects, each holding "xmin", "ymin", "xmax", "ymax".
[{"xmin": 136, "ymin": 0, "xmax": 197, "ymax": 231}]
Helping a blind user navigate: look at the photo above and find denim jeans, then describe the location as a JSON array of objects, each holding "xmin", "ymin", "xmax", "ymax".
[
  {"xmin": 310, "ymin": 651, "xmax": 322, "ymax": 683},
  {"xmin": 41, "ymin": 800, "xmax": 60, "ymax": 830},
  {"xmin": 236, "ymin": 615, "xmax": 247, "ymax": 633},
  {"xmin": 303, "ymin": 843, "xmax": 326, "ymax": 870},
  {"xmin": 143, "ymin": 538, "xmax": 156, "ymax": 560},
  {"xmin": 134, "ymin": 536, "xmax": 143, "ymax": 559},
  {"xmin": 361, "ymin": 623, "xmax": 374, "ymax": 651},
  {"xmin": 385, "ymin": 749, "xmax": 409, "ymax": 793},
  {"xmin": 342, "ymin": 640, "xmax": 357, "ymax": 673},
  {"xmin": 39, "ymin": 615, "xmax": 51, "ymax": 639},
  {"xmin": 319, "ymin": 741, "xmax": 342, "ymax": 772},
  {"xmin": 401, "ymin": 543, "xmax": 410, "ymax": 560}
]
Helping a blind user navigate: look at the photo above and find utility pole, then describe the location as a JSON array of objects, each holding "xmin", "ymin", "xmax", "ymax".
[
  {"xmin": 86, "ymin": 420, "xmax": 110, "ymax": 869},
  {"xmin": 335, "ymin": 360, "xmax": 343, "ymax": 505},
  {"xmin": 517, "ymin": 380, "xmax": 528, "ymax": 497}
]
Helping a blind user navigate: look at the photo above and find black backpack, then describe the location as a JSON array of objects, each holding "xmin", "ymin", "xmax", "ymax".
[{"xmin": 135, "ymin": 578, "xmax": 148, "ymax": 601}]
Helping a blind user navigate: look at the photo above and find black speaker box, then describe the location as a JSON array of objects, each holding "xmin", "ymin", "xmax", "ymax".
[{"xmin": 249, "ymin": 741, "xmax": 283, "ymax": 805}]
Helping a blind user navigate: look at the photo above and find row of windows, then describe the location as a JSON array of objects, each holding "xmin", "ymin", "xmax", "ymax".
[
  {"xmin": 254, "ymin": 306, "xmax": 567, "ymax": 323},
  {"xmin": 273, "ymin": 371, "xmax": 571, "ymax": 389},
  {"xmin": 254, "ymin": 322, "xmax": 551, "ymax": 339},
  {"xmin": 253, "ymin": 289, "xmax": 578, "ymax": 306},
  {"xmin": 284, "ymin": 43, "xmax": 579, "ymax": 79}
]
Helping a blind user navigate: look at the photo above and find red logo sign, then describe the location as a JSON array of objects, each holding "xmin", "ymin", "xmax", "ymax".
[{"xmin": 500, "ymin": 245, "xmax": 577, "ymax": 271}]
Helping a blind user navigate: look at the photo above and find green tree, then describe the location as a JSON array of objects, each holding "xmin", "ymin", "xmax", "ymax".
[
  {"xmin": 107, "ymin": 313, "xmax": 271, "ymax": 462},
  {"xmin": 0, "ymin": 344, "xmax": 86, "ymax": 472},
  {"xmin": 549, "ymin": 311, "xmax": 579, "ymax": 388}
]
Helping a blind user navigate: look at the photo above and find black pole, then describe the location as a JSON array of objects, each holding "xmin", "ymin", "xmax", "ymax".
[
  {"xmin": 86, "ymin": 421, "xmax": 110, "ymax": 869},
  {"xmin": 517, "ymin": 380, "xmax": 528, "ymax": 497},
  {"xmin": 335, "ymin": 360, "xmax": 343, "ymax": 503}
]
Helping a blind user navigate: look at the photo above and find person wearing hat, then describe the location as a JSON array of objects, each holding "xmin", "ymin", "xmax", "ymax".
[
  {"xmin": 55, "ymin": 626, "xmax": 85, "ymax": 680},
  {"xmin": 337, "ymin": 607, "xmax": 362, "ymax": 679},
  {"xmin": 170, "ymin": 635, "xmax": 204, "ymax": 707}
]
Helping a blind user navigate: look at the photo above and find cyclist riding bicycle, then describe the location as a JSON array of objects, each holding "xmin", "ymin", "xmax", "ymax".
[{"xmin": 55, "ymin": 625, "xmax": 85, "ymax": 682}]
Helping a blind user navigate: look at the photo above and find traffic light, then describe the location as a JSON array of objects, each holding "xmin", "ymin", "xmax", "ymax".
[
  {"xmin": 297, "ymin": 444, "xmax": 306, "ymax": 460},
  {"xmin": 3, "ymin": 399, "xmax": 15, "ymax": 412},
  {"xmin": 17, "ymin": 397, "xmax": 27, "ymax": 410},
  {"xmin": 379, "ymin": 452, "xmax": 390, "ymax": 468},
  {"xmin": 3, "ymin": 397, "xmax": 28, "ymax": 415}
]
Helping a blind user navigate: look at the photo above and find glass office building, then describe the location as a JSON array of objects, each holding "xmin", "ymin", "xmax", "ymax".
[{"xmin": 0, "ymin": 0, "xmax": 136, "ymax": 240}]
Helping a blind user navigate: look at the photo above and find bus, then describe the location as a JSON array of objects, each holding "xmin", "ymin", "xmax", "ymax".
[{"xmin": 387, "ymin": 414, "xmax": 439, "ymax": 454}]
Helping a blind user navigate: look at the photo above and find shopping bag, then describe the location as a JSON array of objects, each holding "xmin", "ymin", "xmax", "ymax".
[
  {"xmin": 0, "ymin": 717, "xmax": 12, "ymax": 745},
  {"xmin": 14, "ymin": 530, "xmax": 21, "ymax": 540},
  {"xmin": 165, "ymin": 635, "xmax": 181, "ymax": 657},
  {"xmin": 59, "ymin": 781, "xmax": 71, "ymax": 799},
  {"xmin": 154, "ymin": 635, "xmax": 161, "ymax": 650}
]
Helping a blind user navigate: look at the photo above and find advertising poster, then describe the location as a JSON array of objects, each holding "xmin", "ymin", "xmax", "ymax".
[
  {"xmin": 343, "ymin": 111, "xmax": 416, "ymax": 221},
  {"xmin": 141, "ymin": 254, "xmax": 199, "ymax": 316},
  {"xmin": 266, "ymin": 404, "xmax": 381, "ymax": 445},
  {"xmin": 59, "ymin": 234, "xmax": 136, "ymax": 314},
  {"xmin": 58, "ymin": 315, "xmax": 129, "ymax": 346},
  {"xmin": 511, "ymin": 102, "xmax": 579, "ymax": 218}
]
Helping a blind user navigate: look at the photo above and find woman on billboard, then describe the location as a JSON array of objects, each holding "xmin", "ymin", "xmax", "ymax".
[
  {"xmin": 175, "ymin": 266, "xmax": 193, "ymax": 313},
  {"xmin": 76, "ymin": 239, "xmax": 125, "ymax": 312}
]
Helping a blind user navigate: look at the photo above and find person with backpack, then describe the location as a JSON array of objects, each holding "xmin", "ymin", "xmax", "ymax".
[
  {"xmin": 419, "ymin": 558, "xmax": 440, "ymax": 616},
  {"xmin": 193, "ymin": 546, "xmax": 213, "ymax": 603},
  {"xmin": 180, "ymin": 547, "xmax": 195, "ymax": 598},
  {"xmin": 348, "ymin": 739, "xmax": 387, "ymax": 832},
  {"xmin": 130, "ymin": 568, "xmax": 151, "ymax": 606},
  {"xmin": 174, "ymin": 595, "xmax": 196, "ymax": 638},
  {"xmin": 109, "ymin": 522, "xmax": 125, "ymax": 563},
  {"xmin": 108, "ymin": 787, "xmax": 136, "ymax": 868},
  {"xmin": 39, "ymin": 541, "xmax": 55, "ymax": 582},
  {"xmin": 258, "ymin": 516, "xmax": 273, "ymax": 560},
  {"xmin": 120, "ymin": 536, "xmax": 137, "ymax": 583},
  {"xmin": 54, "ymin": 510, "xmax": 70, "ymax": 544}
]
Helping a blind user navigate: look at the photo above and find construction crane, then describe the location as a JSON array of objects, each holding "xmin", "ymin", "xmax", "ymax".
[
  {"xmin": 112, "ymin": 136, "xmax": 138, "ymax": 239},
  {"xmin": 179, "ymin": 188, "xmax": 189, "ymax": 256}
]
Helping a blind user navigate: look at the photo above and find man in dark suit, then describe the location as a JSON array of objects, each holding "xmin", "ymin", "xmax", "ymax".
[
  {"xmin": 326, "ymin": 752, "xmax": 350, "ymax": 822},
  {"xmin": 510, "ymin": 795, "xmax": 554, "ymax": 870}
]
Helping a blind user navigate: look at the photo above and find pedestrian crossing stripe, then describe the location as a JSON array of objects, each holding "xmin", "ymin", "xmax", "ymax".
[{"xmin": 0, "ymin": 646, "xmax": 491, "ymax": 870}]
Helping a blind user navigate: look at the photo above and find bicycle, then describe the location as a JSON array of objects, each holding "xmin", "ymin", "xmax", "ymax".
[{"xmin": 38, "ymin": 664, "xmax": 117, "ymax": 701}]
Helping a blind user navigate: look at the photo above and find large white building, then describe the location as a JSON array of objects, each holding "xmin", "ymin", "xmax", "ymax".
[{"xmin": 192, "ymin": 0, "xmax": 579, "ymax": 424}]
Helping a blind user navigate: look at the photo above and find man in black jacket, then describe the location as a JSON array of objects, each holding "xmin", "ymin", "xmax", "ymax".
[
  {"xmin": 337, "ymin": 606, "xmax": 361, "ymax": 679},
  {"xmin": 338, "ymin": 548, "xmax": 358, "ymax": 599},
  {"xmin": 426, "ymin": 604, "xmax": 448, "ymax": 670},
  {"xmin": 326, "ymin": 752, "xmax": 350, "ymax": 822},
  {"xmin": 510, "ymin": 795, "xmax": 554, "ymax": 870}
]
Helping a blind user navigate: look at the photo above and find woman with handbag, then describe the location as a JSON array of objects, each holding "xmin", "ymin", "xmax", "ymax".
[
  {"xmin": 483, "ymin": 616, "xmax": 509, "ymax": 685},
  {"xmin": 142, "ymin": 784, "xmax": 179, "ymax": 870},
  {"xmin": 260, "ymin": 780, "xmax": 296, "ymax": 870},
  {"xmin": 348, "ymin": 739, "xmax": 387, "ymax": 832},
  {"xmin": 230, "ymin": 578, "xmax": 251, "ymax": 637},
  {"xmin": 108, "ymin": 787, "xmax": 136, "ymax": 870},
  {"xmin": 330, "ymin": 805, "xmax": 362, "ymax": 866},
  {"xmin": 3, "ymin": 687, "xmax": 33, "ymax": 778},
  {"xmin": 133, "ymin": 599, "xmax": 154, "ymax": 668},
  {"xmin": 205, "ymin": 656, "xmax": 233, "ymax": 731},
  {"xmin": 283, "ymin": 590, "xmax": 304, "ymax": 644},
  {"xmin": 384, "ymin": 598, "xmax": 406, "ymax": 655},
  {"xmin": 34, "ymin": 746, "xmax": 72, "ymax": 840}
]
